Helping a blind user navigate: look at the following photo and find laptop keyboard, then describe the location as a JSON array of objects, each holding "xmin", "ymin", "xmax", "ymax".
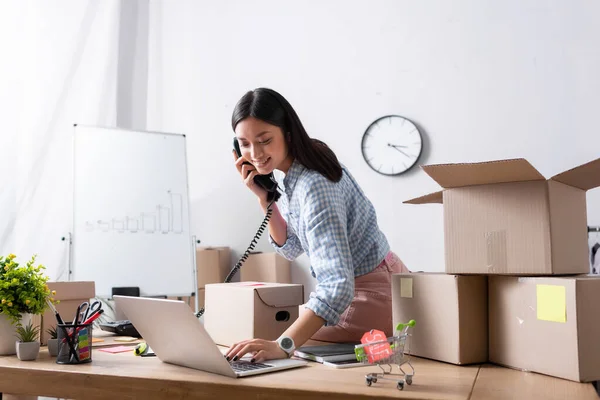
[{"xmin": 230, "ymin": 360, "xmax": 272, "ymax": 372}]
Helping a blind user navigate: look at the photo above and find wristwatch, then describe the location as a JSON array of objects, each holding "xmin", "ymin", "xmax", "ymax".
[{"xmin": 276, "ymin": 336, "xmax": 296, "ymax": 358}]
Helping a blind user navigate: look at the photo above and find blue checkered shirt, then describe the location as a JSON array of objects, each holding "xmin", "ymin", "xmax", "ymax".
[{"xmin": 269, "ymin": 160, "xmax": 390, "ymax": 326}]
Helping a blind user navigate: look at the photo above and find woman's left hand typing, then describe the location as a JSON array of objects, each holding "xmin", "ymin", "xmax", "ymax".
[{"xmin": 224, "ymin": 338, "xmax": 287, "ymax": 363}]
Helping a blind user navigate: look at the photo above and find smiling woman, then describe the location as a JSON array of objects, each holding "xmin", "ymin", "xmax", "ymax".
[{"xmin": 226, "ymin": 88, "xmax": 410, "ymax": 364}]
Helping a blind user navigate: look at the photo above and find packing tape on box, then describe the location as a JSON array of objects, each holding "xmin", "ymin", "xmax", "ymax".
[{"xmin": 485, "ymin": 230, "xmax": 507, "ymax": 273}]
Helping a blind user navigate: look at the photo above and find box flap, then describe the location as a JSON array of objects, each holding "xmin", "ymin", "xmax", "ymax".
[
  {"xmin": 256, "ymin": 285, "xmax": 304, "ymax": 307},
  {"xmin": 550, "ymin": 157, "xmax": 600, "ymax": 191},
  {"xmin": 403, "ymin": 190, "xmax": 443, "ymax": 205},
  {"xmin": 422, "ymin": 159, "xmax": 545, "ymax": 188}
]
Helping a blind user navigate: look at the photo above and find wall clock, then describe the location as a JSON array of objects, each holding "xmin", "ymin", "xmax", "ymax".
[{"xmin": 361, "ymin": 115, "xmax": 423, "ymax": 176}]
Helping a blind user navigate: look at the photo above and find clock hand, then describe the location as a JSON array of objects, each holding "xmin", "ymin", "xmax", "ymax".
[
  {"xmin": 387, "ymin": 143, "xmax": 410, "ymax": 158},
  {"xmin": 388, "ymin": 144, "xmax": 409, "ymax": 149}
]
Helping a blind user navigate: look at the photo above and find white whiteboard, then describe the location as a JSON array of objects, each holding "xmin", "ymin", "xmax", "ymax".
[{"xmin": 72, "ymin": 125, "xmax": 195, "ymax": 298}]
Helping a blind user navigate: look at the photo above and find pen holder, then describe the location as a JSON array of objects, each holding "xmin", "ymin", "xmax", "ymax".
[{"xmin": 56, "ymin": 323, "xmax": 93, "ymax": 365}]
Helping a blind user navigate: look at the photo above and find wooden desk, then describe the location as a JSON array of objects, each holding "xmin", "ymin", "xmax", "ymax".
[
  {"xmin": 0, "ymin": 348, "xmax": 477, "ymax": 400},
  {"xmin": 0, "ymin": 349, "xmax": 597, "ymax": 400}
]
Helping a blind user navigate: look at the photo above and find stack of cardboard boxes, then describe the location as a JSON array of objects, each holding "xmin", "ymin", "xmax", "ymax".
[
  {"xmin": 192, "ymin": 247, "xmax": 292, "ymax": 290},
  {"xmin": 392, "ymin": 157, "xmax": 600, "ymax": 382},
  {"xmin": 195, "ymin": 248, "xmax": 301, "ymax": 346},
  {"xmin": 172, "ymin": 246, "xmax": 292, "ymax": 307}
]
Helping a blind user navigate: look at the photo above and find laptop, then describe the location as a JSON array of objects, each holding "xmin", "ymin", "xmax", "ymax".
[{"xmin": 113, "ymin": 295, "xmax": 307, "ymax": 378}]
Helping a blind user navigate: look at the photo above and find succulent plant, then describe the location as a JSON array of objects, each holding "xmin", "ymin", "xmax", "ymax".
[{"xmin": 15, "ymin": 322, "xmax": 40, "ymax": 343}]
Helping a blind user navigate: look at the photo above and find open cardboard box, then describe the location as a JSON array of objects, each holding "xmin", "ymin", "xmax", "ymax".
[{"xmin": 405, "ymin": 157, "xmax": 600, "ymax": 275}]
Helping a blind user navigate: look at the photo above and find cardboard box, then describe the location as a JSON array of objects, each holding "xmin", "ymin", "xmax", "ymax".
[
  {"xmin": 404, "ymin": 157, "xmax": 600, "ymax": 275},
  {"xmin": 489, "ymin": 275, "xmax": 600, "ymax": 382},
  {"xmin": 39, "ymin": 281, "xmax": 96, "ymax": 345},
  {"xmin": 240, "ymin": 252, "xmax": 291, "ymax": 283},
  {"xmin": 204, "ymin": 282, "xmax": 303, "ymax": 346},
  {"xmin": 196, "ymin": 246, "xmax": 231, "ymax": 288},
  {"xmin": 392, "ymin": 273, "xmax": 488, "ymax": 365}
]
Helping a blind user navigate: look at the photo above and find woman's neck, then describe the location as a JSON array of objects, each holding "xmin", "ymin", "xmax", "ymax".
[{"xmin": 277, "ymin": 155, "xmax": 295, "ymax": 174}]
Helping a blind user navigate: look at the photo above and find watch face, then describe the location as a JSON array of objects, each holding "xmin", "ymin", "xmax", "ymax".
[
  {"xmin": 361, "ymin": 115, "xmax": 423, "ymax": 176},
  {"xmin": 280, "ymin": 337, "xmax": 293, "ymax": 350}
]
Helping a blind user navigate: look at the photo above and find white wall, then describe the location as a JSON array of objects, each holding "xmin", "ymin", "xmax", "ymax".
[
  {"xmin": 3, "ymin": 1, "xmax": 598, "ymax": 292},
  {"xmin": 0, "ymin": 1, "xmax": 120, "ymax": 281},
  {"xmin": 145, "ymin": 0, "xmax": 600, "ymax": 296},
  {"xmin": 146, "ymin": 0, "xmax": 600, "ymax": 296}
]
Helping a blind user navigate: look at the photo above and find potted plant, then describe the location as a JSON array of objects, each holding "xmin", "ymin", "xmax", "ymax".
[
  {"xmin": 0, "ymin": 253, "xmax": 56, "ymax": 355},
  {"xmin": 46, "ymin": 326, "xmax": 58, "ymax": 357},
  {"xmin": 15, "ymin": 321, "xmax": 41, "ymax": 360}
]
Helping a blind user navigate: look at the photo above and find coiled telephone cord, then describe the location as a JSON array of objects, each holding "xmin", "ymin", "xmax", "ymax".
[{"xmin": 195, "ymin": 199, "xmax": 275, "ymax": 318}]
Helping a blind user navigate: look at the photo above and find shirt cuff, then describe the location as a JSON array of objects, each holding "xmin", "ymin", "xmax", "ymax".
[
  {"xmin": 305, "ymin": 295, "xmax": 342, "ymax": 327},
  {"xmin": 268, "ymin": 225, "xmax": 302, "ymax": 261},
  {"xmin": 268, "ymin": 234, "xmax": 287, "ymax": 250}
]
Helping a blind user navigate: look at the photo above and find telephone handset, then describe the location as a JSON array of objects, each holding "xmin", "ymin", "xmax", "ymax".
[
  {"xmin": 194, "ymin": 138, "xmax": 280, "ymax": 318},
  {"xmin": 233, "ymin": 137, "xmax": 281, "ymax": 203}
]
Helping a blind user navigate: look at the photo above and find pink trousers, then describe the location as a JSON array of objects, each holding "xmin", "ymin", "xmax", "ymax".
[{"xmin": 307, "ymin": 251, "xmax": 410, "ymax": 343}]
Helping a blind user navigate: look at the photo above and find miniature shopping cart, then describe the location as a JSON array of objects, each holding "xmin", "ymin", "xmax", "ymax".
[{"xmin": 354, "ymin": 320, "xmax": 416, "ymax": 390}]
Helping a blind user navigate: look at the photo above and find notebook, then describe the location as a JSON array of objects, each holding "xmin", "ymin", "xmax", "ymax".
[{"xmin": 294, "ymin": 343, "xmax": 359, "ymax": 363}]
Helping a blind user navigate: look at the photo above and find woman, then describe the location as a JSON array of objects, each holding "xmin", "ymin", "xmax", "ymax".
[{"xmin": 225, "ymin": 88, "xmax": 409, "ymax": 363}]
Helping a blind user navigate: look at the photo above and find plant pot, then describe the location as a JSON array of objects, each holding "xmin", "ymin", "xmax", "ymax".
[
  {"xmin": 0, "ymin": 314, "xmax": 32, "ymax": 356},
  {"xmin": 47, "ymin": 338, "xmax": 59, "ymax": 357},
  {"xmin": 16, "ymin": 341, "xmax": 40, "ymax": 361}
]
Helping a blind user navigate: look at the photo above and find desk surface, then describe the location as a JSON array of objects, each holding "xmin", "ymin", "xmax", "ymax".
[
  {"xmin": 471, "ymin": 364, "xmax": 598, "ymax": 400},
  {"xmin": 0, "ymin": 348, "xmax": 597, "ymax": 400}
]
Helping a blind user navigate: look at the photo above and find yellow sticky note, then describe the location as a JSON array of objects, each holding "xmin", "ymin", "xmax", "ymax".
[
  {"xmin": 400, "ymin": 278, "xmax": 413, "ymax": 298},
  {"xmin": 113, "ymin": 336, "xmax": 138, "ymax": 342},
  {"xmin": 536, "ymin": 284, "xmax": 566, "ymax": 323}
]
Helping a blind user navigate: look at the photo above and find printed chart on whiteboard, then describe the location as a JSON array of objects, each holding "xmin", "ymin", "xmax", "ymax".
[{"xmin": 72, "ymin": 125, "xmax": 195, "ymax": 298}]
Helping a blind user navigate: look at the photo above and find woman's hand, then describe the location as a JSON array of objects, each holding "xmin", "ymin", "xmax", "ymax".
[
  {"xmin": 233, "ymin": 150, "xmax": 268, "ymax": 203},
  {"xmin": 224, "ymin": 338, "xmax": 288, "ymax": 363}
]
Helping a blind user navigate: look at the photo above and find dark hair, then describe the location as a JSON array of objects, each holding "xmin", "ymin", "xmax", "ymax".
[{"xmin": 231, "ymin": 88, "xmax": 343, "ymax": 182}]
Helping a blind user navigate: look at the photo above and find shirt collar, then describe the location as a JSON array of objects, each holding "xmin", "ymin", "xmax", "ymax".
[{"xmin": 282, "ymin": 159, "xmax": 304, "ymax": 194}]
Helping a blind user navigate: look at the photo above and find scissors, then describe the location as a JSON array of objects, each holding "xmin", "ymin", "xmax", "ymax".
[{"xmin": 75, "ymin": 300, "xmax": 102, "ymax": 324}]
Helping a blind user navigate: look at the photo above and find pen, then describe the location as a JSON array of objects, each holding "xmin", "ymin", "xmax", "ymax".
[{"xmin": 70, "ymin": 313, "xmax": 80, "ymax": 362}]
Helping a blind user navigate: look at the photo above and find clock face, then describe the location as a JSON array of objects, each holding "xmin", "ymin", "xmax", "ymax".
[{"xmin": 361, "ymin": 115, "xmax": 423, "ymax": 176}]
